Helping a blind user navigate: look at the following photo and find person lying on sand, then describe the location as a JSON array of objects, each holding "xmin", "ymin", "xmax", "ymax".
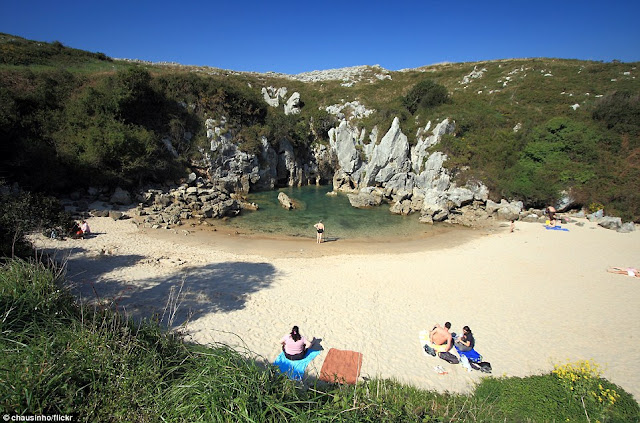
[
  {"xmin": 607, "ymin": 267, "xmax": 639, "ymax": 277},
  {"xmin": 429, "ymin": 322, "xmax": 453, "ymax": 352}
]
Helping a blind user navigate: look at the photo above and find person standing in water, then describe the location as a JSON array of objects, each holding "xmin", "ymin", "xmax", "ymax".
[{"xmin": 314, "ymin": 220, "xmax": 325, "ymax": 243}]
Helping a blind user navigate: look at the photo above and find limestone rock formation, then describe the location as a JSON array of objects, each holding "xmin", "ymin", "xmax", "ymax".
[{"xmin": 277, "ymin": 192, "xmax": 295, "ymax": 210}]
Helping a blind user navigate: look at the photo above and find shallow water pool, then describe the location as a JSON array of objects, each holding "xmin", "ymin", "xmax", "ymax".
[{"xmin": 214, "ymin": 185, "xmax": 442, "ymax": 240}]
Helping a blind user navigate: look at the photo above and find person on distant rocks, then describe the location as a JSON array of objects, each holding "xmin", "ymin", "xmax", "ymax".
[
  {"xmin": 80, "ymin": 220, "xmax": 91, "ymax": 236},
  {"xmin": 454, "ymin": 326, "xmax": 475, "ymax": 352},
  {"xmin": 546, "ymin": 206, "xmax": 557, "ymax": 226},
  {"xmin": 429, "ymin": 322, "xmax": 453, "ymax": 352},
  {"xmin": 510, "ymin": 219, "xmax": 515, "ymax": 233},
  {"xmin": 280, "ymin": 326, "xmax": 314, "ymax": 361},
  {"xmin": 314, "ymin": 220, "xmax": 325, "ymax": 244}
]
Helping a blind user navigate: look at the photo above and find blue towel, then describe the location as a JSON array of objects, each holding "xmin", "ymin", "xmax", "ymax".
[
  {"xmin": 545, "ymin": 225, "xmax": 569, "ymax": 231},
  {"xmin": 454, "ymin": 346, "xmax": 483, "ymax": 363},
  {"xmin": 273, "ymin": 349, "xmax": 321, "ymax": 380}
]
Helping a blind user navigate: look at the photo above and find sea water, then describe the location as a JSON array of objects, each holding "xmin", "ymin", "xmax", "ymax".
[{"xmin": 214, "ymin": 185, "xmax": 443, "ymax": 240}]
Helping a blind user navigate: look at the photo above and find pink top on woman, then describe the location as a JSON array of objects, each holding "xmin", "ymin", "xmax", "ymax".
[{"xmin": 281, "ymin": 334, "xmax": 308, "ymax": 355}]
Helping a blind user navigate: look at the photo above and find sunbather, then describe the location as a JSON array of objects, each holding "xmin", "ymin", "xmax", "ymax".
[
  {"xmin": 429, "ymin": 322, "xmax": 452, "ymax": 352},
  {"xmin": 607, "ymin": 267, "xmax": 639, "ymax": 277}
]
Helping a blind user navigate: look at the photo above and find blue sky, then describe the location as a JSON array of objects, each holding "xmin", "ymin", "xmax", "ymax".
[{"xmin": 1, "ymin": 0, "xmax": 639, "ymax": 74}]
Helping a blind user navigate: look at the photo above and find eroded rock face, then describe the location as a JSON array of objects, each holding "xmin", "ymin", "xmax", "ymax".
[
  {"xmin": 326, "ymin": 116, "xmax": 493, "ymax": 223},
  {"xmin": 202, "ymin": 117, "xmax": 324, "ymax": 193},
  {"xmin": 196, "ymin": 111, "xmax": 526, "ymax": 226}
]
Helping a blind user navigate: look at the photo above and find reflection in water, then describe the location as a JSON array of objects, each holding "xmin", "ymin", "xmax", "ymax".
[{"xmin": 213, "ymin": 185, "xmax": 442, "ymax": 240}]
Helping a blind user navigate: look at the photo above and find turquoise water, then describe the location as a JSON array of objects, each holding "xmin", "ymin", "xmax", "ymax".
[{"xmin": 215, "ymin": 185, "xmax": 440, "ymax": 240}]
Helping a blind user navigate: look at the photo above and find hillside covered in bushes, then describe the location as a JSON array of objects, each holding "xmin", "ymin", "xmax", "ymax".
[{"xmin": 1, "ymin": 32, "xmax": 639, "ymax": 220}]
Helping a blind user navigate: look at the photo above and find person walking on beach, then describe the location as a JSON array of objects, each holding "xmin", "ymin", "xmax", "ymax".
[{"xmin": 314, "ymin": 220, "xmax": 325, "ymax": 243}]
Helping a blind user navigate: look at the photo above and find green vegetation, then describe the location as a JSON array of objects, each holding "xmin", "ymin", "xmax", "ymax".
[
  {"xmin": 0, "ymin": 186, "xmax": 72, "ymax": 258},
  {"xmin": 1, "ymin": 34, "xmax": 639, "ymax": 221},
  {"xmin": 402, "ymin": 79, "xmax": 450, "ymax": 114},
  {"xmin": 1, "ymin": 258, "xmax": 638, "ymax": 421}
]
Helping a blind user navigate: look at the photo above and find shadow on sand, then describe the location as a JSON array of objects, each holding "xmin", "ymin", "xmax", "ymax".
[{"xmin": 47, "ymin": 248, "xmax": 278, "ymax": 327}]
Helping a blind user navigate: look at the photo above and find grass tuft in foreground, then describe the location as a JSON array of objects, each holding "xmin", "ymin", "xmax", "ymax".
[{"xmin": 1, "ymin": 258, "xmax": 638, "ymax": 422}]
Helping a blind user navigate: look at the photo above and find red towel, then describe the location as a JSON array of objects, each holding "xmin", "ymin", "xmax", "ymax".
[{"xmin": 319, "ymin": 348, "xmax": 363, "ymax": 385}]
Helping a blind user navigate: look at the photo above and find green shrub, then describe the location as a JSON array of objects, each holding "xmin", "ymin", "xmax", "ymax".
[
  {"xmin": 592, "ymin": 90, "xmax": 640, "ymax": 137},
  {"xmin": 0, "ymin": 189, "xmax": 72, "ymax": 258},
  {"xmin": 402, "ymin": 79, "xmax": 449, "ymax": 114}
]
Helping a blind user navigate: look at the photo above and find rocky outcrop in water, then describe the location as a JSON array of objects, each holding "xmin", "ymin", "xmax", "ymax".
[{"xmin": 277, "ymin": 192, "xmax": 295, "ymax": 210}]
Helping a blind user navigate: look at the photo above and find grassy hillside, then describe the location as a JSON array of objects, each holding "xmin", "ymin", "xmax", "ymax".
[
  {"xmin": 0, "ymin": 33, "xmax": 638, "ymax": 219},
  {"xmin": 1, "ymin": 258, "xmax": 638, "ymax": 422}
]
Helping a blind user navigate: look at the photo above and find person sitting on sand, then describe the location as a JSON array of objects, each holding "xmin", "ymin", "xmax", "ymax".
[
  {"xmin": 80, "ymin": 220, "xmax": 91, "ymax": 236},
  {"xmin": 429, "ymin": 322, "xmax": 453, "ymax": 352},
  {"xmin": 454, "ymin": 326, "xmax": 475, "ymax": 352},
  {"xmin": 70, "ymin": 221, "xmax": 84, "ymax": 239},
  {"xmin": 280, "ymin": 326, "xmax": 314, "ymax": 361},
  {"xmin": 314, "ymin": 220, "xmax": 325, "ymax": 244}
]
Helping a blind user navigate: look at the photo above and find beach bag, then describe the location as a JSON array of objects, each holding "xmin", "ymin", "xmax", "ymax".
[
  {"xmin": 438, "ymin": 351, "xmax": 459, "ymax": 364},
  {"xmin": 470, "ymin": 361, "xmax": 492, "ymax": 373},
  {"xmin": 423, "ymin": 344, "xmax": 436, "ymax": 357}
]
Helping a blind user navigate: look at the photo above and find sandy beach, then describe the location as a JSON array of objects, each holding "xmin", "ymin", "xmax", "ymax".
[{"xmin": 29, "ymin": 213, "xmax": 640, "ymax": 401}]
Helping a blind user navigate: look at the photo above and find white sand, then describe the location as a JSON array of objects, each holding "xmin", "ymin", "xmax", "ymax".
[{"xmin": 29, "ymin": 215, "xmax": 640, "ymax": 401}]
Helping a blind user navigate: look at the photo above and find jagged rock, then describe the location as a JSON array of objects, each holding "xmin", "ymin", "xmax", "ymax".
[
  {"xmin": 284, "ymin": 92, "xmax": 302, "ymax": 115},
  {"xmin": 445, "ymin": 187, "xmax": 475, "ymax": 208},
  {"xmin": 110, "ymin": 187, "xmax": 132, "ymax": 205},
  {"xmin": 333, "ymin": 170, "xmax": 359, "ymax": 193},
  {"xmin": 277, "ymin": 192, "xmax": 295, "ymax": 210},
  {"xmin": 485, "ymin": 200, "xmax": 501, "ymax": 214},
  {"xmin": 521, "ymin": 214, "xmax": 540, "ymax": 223},
  {"xmin": 496, "ymin": 201, "xmax": 522, "ymax": 221},
  {"xmin": 347, "ymin": 188, "xmax": 383, "ymax": 208},
  {"xmin": 90, "ymin": 209, "xmax": 110, "ymax": 217},
  {"xmin": 598, "ymin": 216, "xmax": 622, "ymax": 230},
  {"xmin": 212, "ymin": 199, "xmax": 240, "ymax": 217},
  {"xmin": 411, "ymin": 119, "xmax": 455, "ymax": 173},
  {"xmin": 363, "ymin": 117, "xmax": 411, "ymax": 186},
  {"xmin": 556, "ymin": 191, "xmax": 578, "ymax": 212},
  {"xmin": 261, "ymin": 86, "xmax": 287, "ymax": 107},
  {"xmin": 390, "ymin": 199, "xmax": 414, "ymax": 215},
  {"xmin": 617, "ymin": 222, "xmax": 636, "ymax": 233},
  {"xmin": 420, "ymin": 201, "xmax": 449, "ymax": 222},
  {"xmin": 329, "ymin": 121, "xmax": 360, "ymax": 174},
  {"xmin": 588, "ymin": 209, "xmax": 604, "ymax": 221},
  {"xmin": 109, "ymin": 210, "xmax": 124, "ymax": 220},
  {"xmin": 447, "ymin": 205, "xmax": 490, "ymax": 227}
]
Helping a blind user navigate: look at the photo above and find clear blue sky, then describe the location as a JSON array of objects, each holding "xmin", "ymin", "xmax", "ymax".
[{"xmin": 1, "ymin": 0, "xmax": 639, "ymax": 74}]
